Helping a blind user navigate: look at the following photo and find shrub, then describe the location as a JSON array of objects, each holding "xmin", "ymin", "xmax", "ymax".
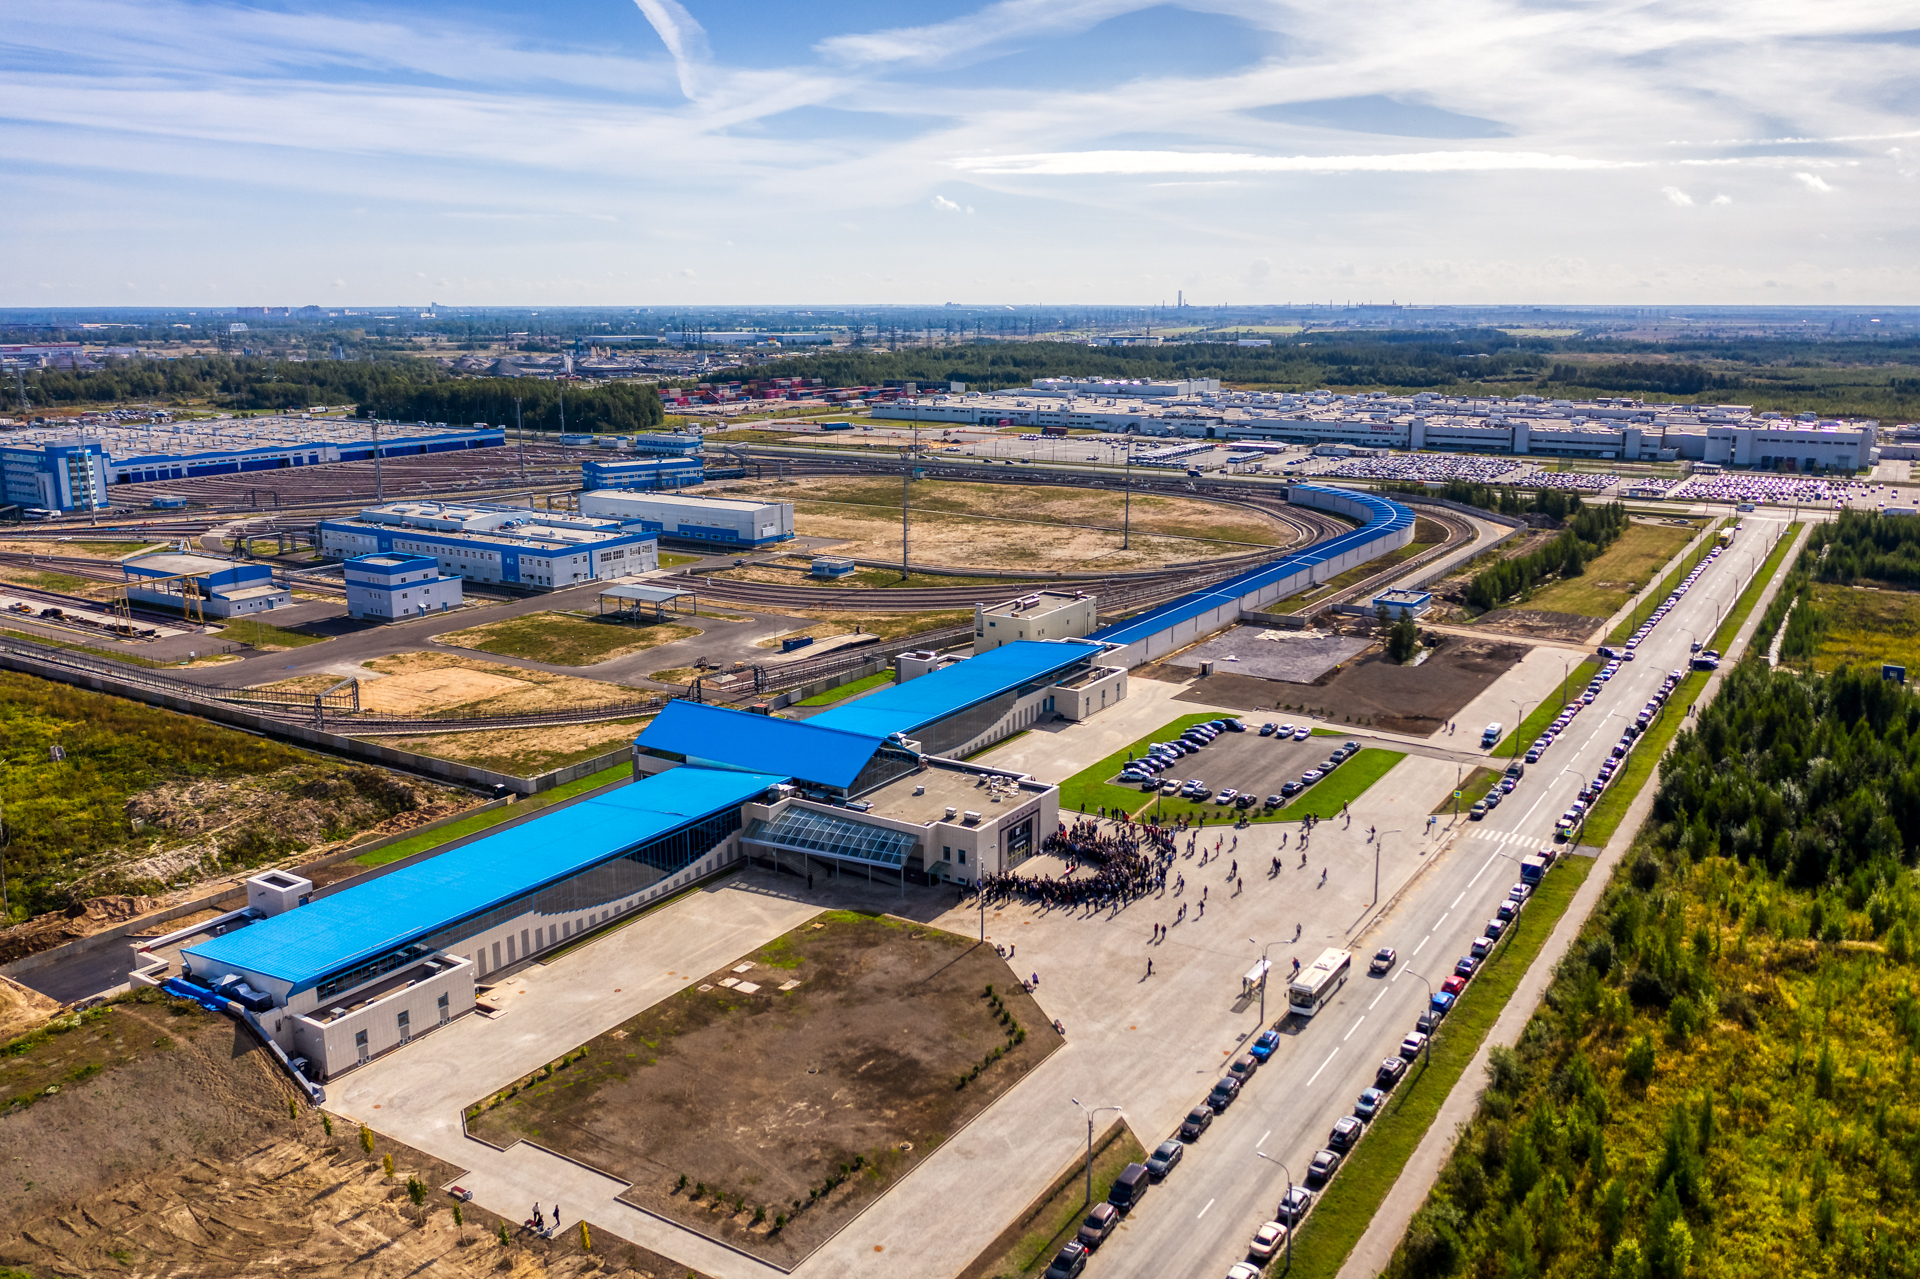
[
  {"xmin": 321, "ymin": 1114, "xmax": 332, "ymax": 1137},
  {"xmin": 1487, "ymin": 1044, "xmax": 1524, "ymax": 1094},
  {"xmin": 382, "ymin": 1153, "xmax": 394, "ymax": 1178},
  {"xmin": 1624, "ymin": 1034, "xmax": 1656, "ymax": 1085},
  {"xmin": 497, "ymin": 1221, "xmax": 510, "ymax": 1247},
  {"xmin": 407, "ymin": 1176, "xmax": 425, "ymax": 1206},
  {"xmin": 453, "ymin": 1203, "xmax": 464, "ymax": 1229},
  {"xmin": 359, "ymin": 1125, "xmax": 374, "ymax": 1155}
]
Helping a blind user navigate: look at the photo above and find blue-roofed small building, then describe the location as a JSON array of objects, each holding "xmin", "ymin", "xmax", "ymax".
[
  {"xmin": 122, "ymin": 551, "xmax": 293, "ymax": 618},
  {"xmin": 160, "ymin": 767, "xmax": 781, "ymax": 1080},
  {"xmin": 342, "ymin": 552, "xmax": 463, "ymax": 621}
]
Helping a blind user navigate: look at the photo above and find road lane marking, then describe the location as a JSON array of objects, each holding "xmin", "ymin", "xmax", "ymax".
[
  {"xmin": 1431, "ymin": 912, "xmax": 1449, "ymax": 932},
  {"xmin": 1467, "ymin": 851, "xmax": 1500, "ymax": 887},
  {"xmin": 1198, "ymin": 1198, "xmax": 1215, "ymax": 1219},
  {"xmin": 1370, "ymin": 987, "xmax": 1388, "ymax": 1009},
  {"xmin": 1409, "ymin": 935, "xmax": 1429, "ymax": 958},
  {"xmin": 1259, "ymin": 1129, "xmax": 1271, "ymax": 1148},
  {"xmin": 1306, "ymin": 1048, "xmax": 1339, "ymax": 1086},
  {"xmin": 1344, "ymin": 1016, "xmax": 1365, "ymax": 1041},
  {"xmin": 1451, "ymin": 891, "xmax": 1465, "ymax": 909}
]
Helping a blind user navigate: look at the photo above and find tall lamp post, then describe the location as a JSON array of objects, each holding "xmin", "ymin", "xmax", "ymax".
[
  {"xmin": 1370, "ymin": 829, "xmax": 1401, "ymax": 907},
  {"xmin": 1247, "ymin": 938, "xmax": 1279, "ymax": 1027},
  {"xmin": 1253, "ymin": 1152, "xmax": 1296, "ymax": 1274},
  {"xmin": 1507, "ymin": 697, "xmax": 1536, "ymax": 765},
  {"xmin": 1071, "ymin": 1099, "xmax": 1124, "ymax": 1208},
  {"xmin": 1401, "ymin": 969, "xmax": 1435, "ymax": 1070}
]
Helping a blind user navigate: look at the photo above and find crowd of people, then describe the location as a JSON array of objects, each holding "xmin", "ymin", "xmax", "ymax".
[{"xmin": 977, "ymin": 816, "xmax": 1176, "ymax": 908}]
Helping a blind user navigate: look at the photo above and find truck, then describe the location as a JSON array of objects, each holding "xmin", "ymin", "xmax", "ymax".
[
  {"xmin": 1519, "ymin": 854, "xmax": 1549, "ymax": 886},
  {"xmin": 1716, "ymin": 528, "xmax": 1736, "ymax": 548},
  {"xmin": 1481, "ymin": 722, "xmax": 1503, "ymax": 749}
]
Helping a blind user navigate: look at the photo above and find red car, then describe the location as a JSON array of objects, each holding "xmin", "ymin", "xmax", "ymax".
[{"xmin": 1441, "ymin": 975, "xmax": 1467, "ymax": 997}]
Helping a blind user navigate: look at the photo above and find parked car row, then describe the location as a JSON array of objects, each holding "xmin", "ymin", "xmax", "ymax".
[
  {"xmin": 1117, "ymin": 719, "xmax": 1244, "ymax": 787},
  {"xmin": 1607, "ymin": 541, "xmax": 1724, "ymax": 662},
  {"xmin": 1559, "ymin": 667, "xmax": 1683, "ymax": 839}
]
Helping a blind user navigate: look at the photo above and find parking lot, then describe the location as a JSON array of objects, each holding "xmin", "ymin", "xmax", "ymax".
[{"xmin": 1111, "ymin": 721, "xmax": 1372, "ymax": 818}]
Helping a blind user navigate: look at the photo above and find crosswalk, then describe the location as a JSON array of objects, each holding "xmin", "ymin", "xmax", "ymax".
[{"xmin": 1465, "ymin": 828, "xmax": 1534, "ymax": 845}]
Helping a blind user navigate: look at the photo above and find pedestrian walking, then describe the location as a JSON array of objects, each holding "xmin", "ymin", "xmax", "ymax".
[
  {"xmin": 553, "ymin": 1205, "xmax": 561, "ymax": 1231},
  {"xmin": 1147, "ymin": 958, "xmax": 1154, "ymax": 977}
]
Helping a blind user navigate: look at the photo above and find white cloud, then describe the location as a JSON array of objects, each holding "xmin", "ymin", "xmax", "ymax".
[
  {"xmin": 1661, "ymin": 186, "xmax": 1694, "ymax": 206},
  {"xmin": 950, "ymin": 150, "xmax": 1641, "ymax": 176},
  {"xmin": 629, "ymin": 0, "xmax": 709, "ymax": 98},
  {"xmin": 1711, "ymin": 194, "xmax": 1733, "ymax": 205},
  {"xmin": 931, "ymin": 194, "xmax": 962, "ymax": 211},
  {"xmin": 1794, "ymin": 172, "xmax": 1835, "ymax": 193}
]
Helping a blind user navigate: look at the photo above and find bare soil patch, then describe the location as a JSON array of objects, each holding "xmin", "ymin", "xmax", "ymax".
[
  {"xmin": 374, "ymin": 718, "xmax": 649, "ymax": 775},
  {"xmin": 1165, "ymin": 633, "xmax": 1527, "ymax": 734},
  {"xmin": 272, "ymin": 652, "xmax": 635, "ymax": 715},
  {"xmin": 728, "ymin": 476, "xmax": 1285, "ymax": 571},
  {"xmin": 437, "ymin": 610, "xmax": 702, "ymax": 666},
  {"xmin": 0, "ymin": 990, "xmax": 687, "ymax": 1279},
  {"xmin": 1471, "ymin": 607, "xmax": 1603, "ymax": 643},
  {"xmin": 466, "ymin": 911, "xmax": 1061, "ymax": 1265}
]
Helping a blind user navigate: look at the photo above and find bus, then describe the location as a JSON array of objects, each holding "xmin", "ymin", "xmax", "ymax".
[{"xmin": 1289, "ymin": 948, "xmax": 1352, "ymax": 1019}]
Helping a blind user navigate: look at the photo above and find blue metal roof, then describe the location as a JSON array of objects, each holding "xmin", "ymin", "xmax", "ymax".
[
  {"xmin": 182, "ymin": 767, "xmax": 782, "ymax": 991},
  {"xmin": 1089, "ymin": 487, "xmax": 1415, "ymax": 648},
  {"xmin": 635, "ymin": 700, "xmax": 885, "ymax": 789},
  {"xmin": 806, "ymin": 640, "xmax": 1102, "ymax": 740}
]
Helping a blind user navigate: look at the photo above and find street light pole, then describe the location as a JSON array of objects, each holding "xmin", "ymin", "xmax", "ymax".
[
  {"xmin": 1508, "ymin": 697, "xmax": 1536, "ymax": 765},
  {"xmin": 1372, "ymin": 830, "xmax": 1401, "ymax": 906},
  {"xmin": 1253, "ymin": 1152, "xmax": 1295, "ymax": 1274},
  {"xmin": 1071, "ymin": 1099, "xmax": 1124, "ymax": 1208},
  {"xmin": 1248, "ymin": 938, "xmax": 1278, "ymax": 1027},
  {"xmin": 1402, "ymin": 969, "xmax": 1435, "ymax": 1070}
]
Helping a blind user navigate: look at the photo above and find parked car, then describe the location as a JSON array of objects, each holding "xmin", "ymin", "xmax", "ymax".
[
  {"xmin": 1260, "ymin": 723, "xmax": 1277, "ymax": 736},
  {"xmin": 1077, "ymin": 1203, "xmax": 1119, "ymax": 1249},
  {"xmin": 1485, "ymin": 918, "xmax": 1508, "ymax": 940},
  {"xmin": 1228, "ymin": 1053, "xmax": 1259, "ymax": 1084},
  {"xmin": 1400, "ymin": 1031, "xmax": 1428, "ymax": 1059},
  {"xmin": 1277, "ymin": 1184, "xmax": 1315, "ymax": 1225},
  {"xmin": 1043, "ymin": 1241, "xmax": 1089, "ymax": 1279},
  {"xmin": 1454, "ymin": 956, "xmax": 1479, "ymax": 980},
  {"xmin": 1469, "ymin": 937, "xmax": 1493, "ymax": 961},
  {"xmin": 1355, "ymin": 1088, "xmax": 1387, "ymax": 1120},
  {"xmin": 1307, "ymin": 1148, "xmax": 1343, "ymax": 1185},
  {"xmin": 1145, "ymin": 1139, "xmax": 1184, "ymax": 1179},
  {"xmin": 1208, "ymin": 1077, "xmax": 1242, "ymax": 1112},
  {"xmin": 1181, "ymin": 1106, "xmax": 1214, "ymax": 1140},
  {"xmin": 1281, "ymin": 781, "xmax": 1304, "ymax": 797},
  {"xmin": 1250, "ymin": 1029, "xmax": 1282, "ymax": 1062},
  {"xmin": 1329, "ymin": 1115, "xmax": 1364, "ymax": 1152},
  {"xmin": 1470, "ymin": 801, "xmax": 1488, "ymax": 821},
  {"xmin": 1441, "ymin": 975, "xmax": 1467, "ymax": 997},
  {"xmin": 1293, "ymin": 726, "xmax": 1311, "ymax": 740},
  {"xmin": 1376, "ymin": 1056, "xmax": 1408, "ymax": 1087},
  {"xmin": 1228, "ymin": 1265, "xmax": 1262, "ymax": 1279},
  {"xmin": 1249, "ymin": 1221, "xmax": 1290, "ymax": 1262},
  {"xmin": 1369, "ymin": 946, "xmax": 1398, "ymax": 975}
]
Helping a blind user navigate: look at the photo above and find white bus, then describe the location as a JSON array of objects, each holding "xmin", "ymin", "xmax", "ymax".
[{"xmin": 1289, "ymin": 948, "xmax": 1352, "ymax": 1019}]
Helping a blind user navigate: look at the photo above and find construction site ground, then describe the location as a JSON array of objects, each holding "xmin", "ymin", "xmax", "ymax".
[
  {"xmin": 434, "ymin": 612, "xmax": 704, "ymax": 667},
  {"xmin": 0, "ymin": 989, "xmax": 700, "ymax": 1279},
  {"xmin": 725, "ymin": 477, "xmax": 1286, "ymax": 572},
  {"xmin": 266, "ymin": 652, "xmax": 636, "ymax": 715},
  {"xmin": 466, "ymin": 911, "xmax": 1061, "ymax": 1267},
  {"xmin": 367, "ymin": 718, "xmax": 648, "ymax": 776},
  {"xmin": 1157, "ymin": 631, "xmax": 1528, "ymax": 735}
]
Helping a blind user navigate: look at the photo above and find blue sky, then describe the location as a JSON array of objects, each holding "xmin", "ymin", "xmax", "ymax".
[{"xmin": 3, "ymin": 0, "xmax": 1916, "ymax": 305}]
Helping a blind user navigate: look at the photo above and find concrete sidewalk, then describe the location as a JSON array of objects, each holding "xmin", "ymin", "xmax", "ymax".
[{"xmin": 1333, "ymin": 515, "xmax": 1801, "ymax": 1279}]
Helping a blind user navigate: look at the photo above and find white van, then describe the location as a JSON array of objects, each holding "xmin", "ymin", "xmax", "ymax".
[{"xmin": 1481, "ymin": 722, "xmax": 1503, "ymax": 749}]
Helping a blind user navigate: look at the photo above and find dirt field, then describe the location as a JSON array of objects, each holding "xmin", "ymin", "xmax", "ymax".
[
  {"xmin": 373, "ymin": 718, "xmax": 648, "ymax": 775},
  {"xmin": 266, "ymin": 653, "xmax": 634, "ymax": 716},
  {"xmin": 0, "ymin": 990, "xmax": 692, "ymax": 1279},
  {"xmin": 467, "ymin": 911, "xmax": 1061, "ymax": 1265},
  {"xmin": 1161, "ymin": 632, "xmax": 1528, "ymax": 734},
  {"xmin": 726, "ymin": 477, "xmax": 1286, "ymax": 571},
  {"xmin": 436, "ymin": 611, "xmax": 702, "ymax": 667},
  {"xmin": 1470, "ymin": 607, "xmax": 1604, "ymax": 642}
]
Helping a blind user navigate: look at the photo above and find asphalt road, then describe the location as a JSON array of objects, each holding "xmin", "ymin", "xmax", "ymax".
[{"xmin": 1089, "ymin": 514, "xmax": 1784, "ymax": 1278}]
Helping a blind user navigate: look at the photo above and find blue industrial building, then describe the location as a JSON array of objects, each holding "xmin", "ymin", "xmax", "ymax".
[
  {"xmin": 122, "ymin": 552, "xmax": 293, "ymax": 617},
  {"xmin": 108, "ymin": 428, "xmax": 504, "ymax": 485},
  {"xmin": 0, "ymin": 438, "xmax": 110, "ymax": 512},
  {"xmin": 627, "ymin": 433, "xmax": 704, "ymax": 457},
  {"xmin": 582, "ymin": 456, "xmax": 704, "ymax": 491},
  {"xmin": 343, "ymin": 552, "xmax": 464, "ymax": 621}
]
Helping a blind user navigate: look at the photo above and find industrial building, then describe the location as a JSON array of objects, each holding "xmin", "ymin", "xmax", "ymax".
[
  {"xmin": 576, "ymin": 490, "xmax": 794, "ymax": 548},
  {"xmin": 320, "ymin": 501, "xmax": 659, "ymax": 590},
  {"xmin": 0, "ymin": 438, "xmax": 109, "ymax": 512},
  {"xmin": 873, "ymin": 392, "xmax": 1879, "ymax": 470},
  {"xmin": 147, "ymin": 637, "xmax": 1138, "ymax": 1081},
  {"xmin": 973, "ymin": 591, "xmax": 1099, "ymax": 654},
  {"xmin": 343, "ymin": 553, "xmax": 464, "ymax": 621},
  {"xmin": 581, "ymin": 456, "xmax": 704, "ymax": 490},
  {"xmin": 122, "ymin": 552, "xmax": 292, "ymax": 618},
  {"xmin": 0, "ymin": 418, "xmax": 503, "ymax": 512}
]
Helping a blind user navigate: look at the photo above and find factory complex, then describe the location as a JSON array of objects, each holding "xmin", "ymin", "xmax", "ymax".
[
  {"xmin": 874, "ymin": 387, "xmax": 1880, "ymax": 471},
  {"xmin": 575, "ymin": 489, "xmax": 795, "ymax": 548},
  {"xmin": 0, "ymin": 417, "xmax": 504, "ymax": 511},
  {"xmin": 319, "ymin": 500, "xmax": 661, "ymax": 590}
]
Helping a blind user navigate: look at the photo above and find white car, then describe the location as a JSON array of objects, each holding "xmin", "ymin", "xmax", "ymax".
[
  {"xmin": 1249, "ymin": 1221, "xmax": 1289, "ymax": 1261},
  {"xmin": 1293, "ymin": 726, "xmax": 1311, "ymax": 741}
]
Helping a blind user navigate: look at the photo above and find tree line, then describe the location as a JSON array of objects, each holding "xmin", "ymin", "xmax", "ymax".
[
  {"xmin": 1388, "ymin": 661, "xmax": 1920, "ymax": 1279},
  {"xmin": 352, "ymin": 379, "xmax": 663, "ymax": 433},
  {"xmin": 1451, "ymin": 499, "xmax": 1628, "ymax": 612}
]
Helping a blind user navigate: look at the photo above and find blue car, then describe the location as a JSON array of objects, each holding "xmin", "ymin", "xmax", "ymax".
[
  {"xmin": 1249, "ymin": 1030, "xmax": 1282, "ymax": 1062},
  {"xmin": 1428, "ymin": 991, "xmax": 1457, "ymax": 1017}
]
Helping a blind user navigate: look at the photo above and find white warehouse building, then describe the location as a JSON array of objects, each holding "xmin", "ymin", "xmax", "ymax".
[
  {"xmin": 320, "ymin": 501, "xmax": 658, "ymax": 590},
  {"xmin": 575, "ymin": 490, "xmax": 795, "ymax": 549}
]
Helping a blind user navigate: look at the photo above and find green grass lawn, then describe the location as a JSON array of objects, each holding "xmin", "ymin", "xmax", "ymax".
[
  {"xmin": 1059, "ymin": 716, "xmax": 1405, "ymax": 825},
  {"xmin": 1432, "ymin": 767, "xmax": 1503, "ymax": 815},
  {"xmin": 1604, "ymin": 520, "xmax": 1724, "ymax": 644},
  {"xmin": 354, "ymin": 762, "xmax": 633, "ymax": 867},
  {"xmin": 1580, "ymin": 520, "xmax": 1796, "ymax": 848},
  {"xmin": 1524, "ymin": 521, "xmax": 1700, "ymax": 620},
  {"xmin": 435, "ymin": 610, "xmax": 701, "ymax": 665},
  {"xmin": 1286, "ymin": 854, "xmax": 1595, "ymax": 1279},
  {"xmin": 658, "ymin": 552, "xmax": 703, "ymax": 568},
  {"xmin": 1494, "ymin": 660, "xmax": 1600, "ymax": 755},
  {"xmin": 795, "ymin": 671, "xmax": 895, "ymax": 706},
  {"xmin": 1802, "ymin": 582, "xmax": 1920, "ymax": 674},
  {"xmin": 220, "ymin": 617, "xmax": 328, "ymax": 650}
]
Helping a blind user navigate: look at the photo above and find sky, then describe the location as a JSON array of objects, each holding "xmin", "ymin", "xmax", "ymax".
[{"xmin": 3, "ymin": 0, "xmax": 1917, "ymax": 307}]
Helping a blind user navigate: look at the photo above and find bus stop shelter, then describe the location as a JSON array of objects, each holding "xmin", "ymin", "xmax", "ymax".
[{"xmin": 597, "ymin": 582, "xmax": 695, "ymax": 623}]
